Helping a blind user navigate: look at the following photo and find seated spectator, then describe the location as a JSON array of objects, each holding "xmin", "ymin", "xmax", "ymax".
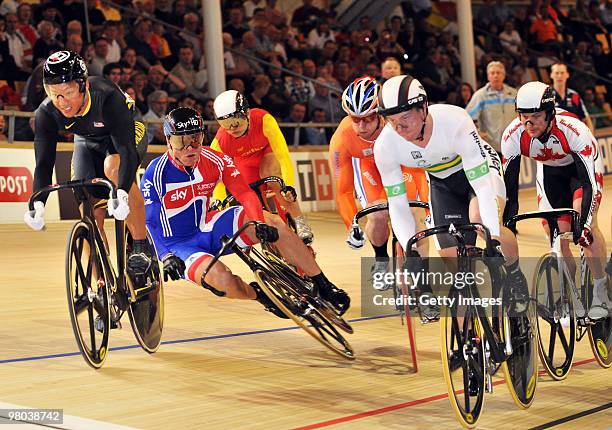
[
  {"xmin": 376, "ymin": 29, "xmax": 405, "ymax": 61},
  {"xmin": 230, "ymin": 32, "xmax": 264, "ymax": 80},
  {"xmin": 179, "ymin": 12, "xmax": 204, "ymax": 65},
  {"xmin": 304, "ymin": 108, "xmax": 331, "ymax": 145},
  {"xmin": 529, "ymin": 6, "xmax": 561, "ymax": 58},
  {"xmin": 223, "ymin": 7, "xmax": 249, "ymax": 43},
  {"xmin": 228, "ymin": 78, "xmax": 246, "ymax": 94},
  {"xmin": 122, "ymin": 83, "xmax": 142, "ymax": 117},
  {"xmin": 446, "ymin": 82, "xmax": 475, "ymax": 108},
  {"xmin": 32, "ymin": 20, "xmax": 62, "ymax": 66},
  {"xmin": 584, "ymin": 88, "xmax": 611, "ymax": 128},
  {"xmin": 65, "ymin": 34, "xmax": 83, "ymax": 56},
  {"xmin": 177, "ymin": 93, "xmax": 197, "ymax": 109},
  {"xmin": 102, "ymin": 62, "xmax": 121, "ymax": 86},
  {"xmin": 142, "ymin": 90, "xmax": 169, "ymax": 145},
  {"xmin": 65, "ymin": 20, "xmax": 82, "ymax": 39},
  {"xmin": 247, "ymin": 74, "xmax": 272, "ymax": 110},
  {"xmin": 291, "ymin": 0, "xmax": 322, "ymax": 36},
  {"xmin": 130, "ymin": 71, "xmax": 149, "ymax": 114},
  {"xmin": 380, "ymin": 57, "xmax": 402, "ymax": 83},
  {"xmin": 169, "ymin": 44, "xmax": 206, "ymax": 101},
  {"xmin": 281, "ymin": 102, "xmax": 308, "ymax": 146},
  {"xmin": 222, "ymin": 33, "xmax": 237, "ymax": 74},
  {"xmin": 119, "ymin": 61, "xmax": 134, "ymax": 87},
  {"xmin": 499, "ymin": 20, "xmax": 522, "ymax": 58},
  {"xmin": 396, "ymin": 17, "xmax": 420, "ymax": 61},
  {"xmin": 334, "ymin": 61, "xmax": 353, "ymax": 90},
  {"xmin": 265, "ymin": 24, "xmax": 288, "ymax": 62},
  {"xmin": 143, "ymin": 64, "xmax": 183, "ymax": 99},
  {"xmin": 316, "ymin": 64, "xmax": 340, "ymax": 89},
  {"xmin": 101, "ymin": 21, "xmax": 122, "ymax": 63},
  {"xmin": 414, "ymin": 48, "xmax": 447, "ymax": 102},
  {"xmin": 39, "ymin": 4, "xmax": 64, "ymax": 41},
  {"xmin": 318, "ymin": 40, "xmax": 337, "ymax": 65},
  {"xmin": 308, "ymin": 77, "xmax": 343, "ymax": 122},
  {"xmin": 4, "ymin": 12, "xmax": 30, "ymax": 76},
  {"xmin": 16, "ymin": 3, "xmax": 37, "ymax": 58},
  {"xmin": 307, "ymin": 19, "xmax": 336, "ymax": 49},
  {"xmin": 125, "ymin": 18, "xmax": 157, "ymax": 70},
  {"xmin": 89, "ymin": 36, "xmax": 110, "ymax": 76},
  {"xmin": 263, "ymin": 0, "xmax": 287, "ymax": 27},
  {"xmin": 364, "ymin": 62, "xmax": 380, "ymax": 80}
]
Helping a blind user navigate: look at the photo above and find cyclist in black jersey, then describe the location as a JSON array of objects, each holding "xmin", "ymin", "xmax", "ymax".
[{"xmin": 24, "ymin": 50, "xmax": 153, "ymax": 275}]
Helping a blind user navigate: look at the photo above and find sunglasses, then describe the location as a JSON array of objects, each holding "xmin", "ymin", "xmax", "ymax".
[
  {"xmin": 350, "ymin": 114, "xmax": 378, "ymax": 124},
  {"xmin": 216, "ymin": 112, "xmax": 248, "ymax": 130},
  {"xmin": 168, "ymin": 132, "xmax": 204, "ymax": 151}
]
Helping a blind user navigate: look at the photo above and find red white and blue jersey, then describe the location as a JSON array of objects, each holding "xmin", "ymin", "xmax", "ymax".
[{"xmin": 141, "ymin": 147, "xmax": 264, "ymax": 258}]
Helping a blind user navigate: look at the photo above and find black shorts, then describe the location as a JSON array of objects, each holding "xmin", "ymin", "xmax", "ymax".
[
  {"xmin": 428, "ymin": 170, "xmax": 477, "ymax": 248},
  {"xmin": 71, "ymin": 129, "xmax": 148, "ymax": 199}
]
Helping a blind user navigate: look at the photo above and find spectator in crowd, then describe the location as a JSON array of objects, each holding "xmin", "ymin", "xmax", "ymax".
[
  {"xmin": 88, "ymin": 36, "xmax": 110, "ymax": 76},
  {"xmin": 250, "ymin": 17, "xmax": 278, "ymax": 61},
  {"xmin": 4, "ymin": 12, "xmax": 29, "ymax": 75},
  {"xmin": 318, "ymin": 40, "xmax": 337, "ymax": 65},
  {"xmin": 584, "ymin": 88, "xmax": 612, "ymax": 129},
  {"xmin": 222, "ymin": 33, "xmax": 237, "ymax": 75},
  {"xmin": 447, "ymin": 82, "xmax": 475, "ymax": 108},
  {"xmin": 308, "ymin": 77, "xmax": 343, "ymax": 122},
  {"xmin": 169, "ymin": 44, "xmax": 206, "ymax": 101},
  {"xmin": 291, "ymin": 0, "xmax": 323, "ymax": 36},
  {"xmin": 304, "ymin": 108, "xmax": 331, "ymax": 145},
  {"xmin": 230, "ymin": 31, "xmax": 264, "ymax": 80},
  {"xmin": 177, "ymin": 93, "xmax": 197, "ymax": 109},
  {"xmin": 142, "ymin": 90, "xmax": 169, "ymax": 145},
  {"xmin": 143, "ymin": 63, "xmax": 183, "ymax": 99},
  {"xmin": 263, "ymin": 0, "xmax": 287, "ymax": 27},
  {"xmin": 119, "ymin": 61, "xmax": 134, "ymax": 87},
  {"xmin": 102, "ymin": 62, "xmax": 122, "ymax": 86},
  {"xmin": 122, "ymin": 83, "xmax": 142, "ymax": 116},
  {"xmin": 550, "ymin": 62, "xmax": 594, "ymax": 131},
  {"xmin": 16, "ymin": 3, "xmax": 37, "ymax": 55},
  {"xmin": 125, "ymin": 18, "xmax": 157, "ymax": 70},
  {"xmin": 499, "ymin": 20, "xmax": 522, "ymax": 59},
  {"xmin": 65, "ymin": 20, "xmax": 82, "ymax": 38},
  {"xmin": 334, "ymin": 61, "xmax": 353, "ymax": 90},
  {"xmin": 380, "ymin": 57, "xmax": 402, "ymax": 83},
  {"xmin": 97, "ymin": 0, "xmax": 121, "ymax": 21},
  {"xmin": 248, "ymin": 74, "xmax": 272, "ymax": 109},
  {"xmin": 130, "ymin": 71, "xmax": 149, "ymax": 114},
  {"xmin": 466, "ymin": 61, "xmax": 517, "ymax": 154},
  {"xmin": 529, "ymin": 5, "xmax": 561, "ymax": 58},
  {"xmin": 281, "ymin": 102, "xmax": 308, "ymax": 146},
  {"xmin": 396, "ymin": 17, "xmax": 420, "ymax": 61},
  {"xmin": 179, "ymin": 12, "xmax": 203, "ymax": 65},
  {"xmin": 414, "ymin": 48, "xmax": 448, "ymax": 102},
  {"xmin": 32, "ymin": 20, "xmax": 62, "ymax": 66},
  {"xmin": 493, "ymin": 0, "xmax": 513, "ymax": 27},
  {"xmin": 228, "ymin": 78, "xmax": 246, "ymax": 94},
  {"xmin": 64, "ymin": 33, "xmax": 83, "ymax": 56},
  {"xmin": 101, "ymin": 21, "xmax": 122, "ymax": 63},
  {"xmin": 376, "ymin": 29, "xmax": 405, "ymax": 61},
  {"xmin": 39, "ymin": 4, "xmax": 64, "ymax": 40},
  {"xmin": 476, "ymin": 0, "xmax": 497, "ymax": 29},
  {"xmin": 302, "ymin": 58, "xmax": 317, "ymax": 80},
  {"xmin": 223, "ymin": 7, "xmax": 249, "ymax": 42},
  {"xmin": 243, "ymin": 0, "xmax": 266, "ymax": 20},
  {"xmin": 308, "ymin": 19, "xmax": 335, "ymax": 49}
]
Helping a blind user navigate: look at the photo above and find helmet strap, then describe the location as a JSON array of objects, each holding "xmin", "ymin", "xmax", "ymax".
[
  {"xmin": 75, "ymin": 85, "xmax": 89, "ymax": 117},
  {"xmin": 416, "ymin": 104, "xmax": 428, "ymax": 141}
]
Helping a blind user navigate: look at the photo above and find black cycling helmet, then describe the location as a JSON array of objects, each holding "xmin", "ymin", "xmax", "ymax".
[
  {"xmin": 163, "ymin": 107, "xmax": 207, "ymax": 137},
  {"xmin": 43, "ymin": 50, "xmax": 88, "ymax": 86}
]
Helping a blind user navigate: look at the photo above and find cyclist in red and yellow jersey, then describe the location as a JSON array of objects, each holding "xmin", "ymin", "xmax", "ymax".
[
  {"xmin": 210, "ymin": 90, "xmax": 314, "ymax": 243},
  {"xmin": 330, "ymin": 77, "xmax": 430, "ymax": 293}
]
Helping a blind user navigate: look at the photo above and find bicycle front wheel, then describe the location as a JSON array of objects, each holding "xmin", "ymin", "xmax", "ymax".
[
  {"xmin": 254, "ymin": 268, "xmax": 354, "ymax": 360},
  {"xmin": 65, "ymin": 221, "xmax": 111, "ymax": 369},
  {"xmin": 440, "ymin": 295, "xmax": 485, "ymax": 429},
  {"xmin": 583, "ymin": 264, "xmax": 612, "ymax": 368},
  {"xmin": 533, "ymin": 253, "xmax": 575, "ymax": 380}
]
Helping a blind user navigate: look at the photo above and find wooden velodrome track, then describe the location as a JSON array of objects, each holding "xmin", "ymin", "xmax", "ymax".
[{"xmin": 0, "ymin": 183, "xmax": 610, "ymax": 429}]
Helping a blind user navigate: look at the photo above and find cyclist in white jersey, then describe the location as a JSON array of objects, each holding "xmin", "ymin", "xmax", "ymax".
[
  {"xmin": 502, "ymin": 81, "xmax": 610, "ymax": 320},
  {"xmin": 374, "ymin": 75, "xmax": 528, "ymax": 313}
]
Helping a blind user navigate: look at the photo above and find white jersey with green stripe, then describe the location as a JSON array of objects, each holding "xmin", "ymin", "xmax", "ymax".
[{"xmin": 374, "ymin": 103, "xmax": 502, "ymax": 250}]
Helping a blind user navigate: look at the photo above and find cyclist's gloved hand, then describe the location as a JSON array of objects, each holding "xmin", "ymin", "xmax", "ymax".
[
  {"xmin": 108, "ymin": 188, "xmax": 130, "ymax": 220},
  {"xmin": 281, "ymin": 186, "xmax": 297, "ymax": 202},
  {"xmin": 208, "ymin": 198, "xmax": 222, "ymax": 212},
  {"xmin": 346, "ymin": 225, "xmax": 365, "ymax": 250},
  {"xmin": 484, "ymin": 238, "xmax": 505, "ymax": 262},
  {"xmin": 162, "ymin": 254, "xmax": 185, "ymax": 282},
  {"xmin": 255, "ymin": 223, "xmax": 279, "ymax": 243},
  {"xmin": 23, "ymin": 200, "xmax": 45, "ymax": 231},
  {"xmin": 576, "ymin": 225, "xmax": 594, "ymax": 247}
]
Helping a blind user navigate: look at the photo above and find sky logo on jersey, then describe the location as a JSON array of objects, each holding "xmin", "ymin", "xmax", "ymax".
[{"xmin": 164, "ymin": 185, "xmax": 194, "ymax": 209}]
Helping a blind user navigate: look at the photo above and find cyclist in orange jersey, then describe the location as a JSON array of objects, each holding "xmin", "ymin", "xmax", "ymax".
[
  {"xmin": 210, "ymin": 90, "xmax": 314, "ymax": 243},
  {"xmin": 330, "ymin": 77, "xmax": 430, "ymax": 291}
]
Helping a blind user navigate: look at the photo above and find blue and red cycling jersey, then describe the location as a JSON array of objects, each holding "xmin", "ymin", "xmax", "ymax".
[{"xmin": 141, "ymin": 147, "xmax": 264, "ymax": 260}]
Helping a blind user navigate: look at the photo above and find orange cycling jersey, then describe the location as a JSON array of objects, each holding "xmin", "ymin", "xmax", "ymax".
[
  {"xmin": 329, "ymin": 117, "xmax": 428, "ymax": 229},
  {"xmin": 211, "ymin": 108, "xmax": 294, "ymax": 200}
]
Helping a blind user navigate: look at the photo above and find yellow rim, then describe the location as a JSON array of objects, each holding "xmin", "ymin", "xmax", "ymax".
[{"xmin": 439, "ymin": 305, "xmax": 481, "ymax": 429}]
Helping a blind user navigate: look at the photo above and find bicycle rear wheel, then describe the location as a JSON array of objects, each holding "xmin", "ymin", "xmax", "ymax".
[
  {"xmin": 533, "ymin": 253, "xmax": 575, "ymax": 380},
  {"xmin": 583, "ymin": 265, "xmax": 612, "ymax": 368},
  {"xmin": 440, "ymin": 294, "xmax": 485, "ymax": 429},
  {"xmin": 65, "ymin": 221, "xmax": 111, "ymax": 369},
  {"xmin": 125, "ymin": 229, "xmax": 164, "ymax": 353},
  {"xmin": 254, "ymin": 267, "xmax": 354, "ymax": 360}
]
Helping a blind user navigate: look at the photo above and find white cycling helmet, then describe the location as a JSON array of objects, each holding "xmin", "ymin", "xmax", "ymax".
[
  {"xmin": 213, "ymin": 89, "xmax": 249, "ymax": 119},
  {"xmin": 378, "ymin": 75, "xmax": 427, "ymax": 117},
  {"xmin": 341, "ymin": 77, "xmax": 380, "ymax": 117},
  {"xmin": 515, "ymin": 81, "xmax": 556, "ymax": 114}
]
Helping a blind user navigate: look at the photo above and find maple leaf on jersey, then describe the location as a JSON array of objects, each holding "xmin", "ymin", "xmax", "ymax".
[
  {"xmin": 580, "ymin": 144, "xmax": 593, "ymax": 156},
  {"xmin": 533, "ymin": 146, "xmax": 566, "ymax": 161}
]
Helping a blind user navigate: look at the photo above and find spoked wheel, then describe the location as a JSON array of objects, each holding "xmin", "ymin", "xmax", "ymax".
[
  {"xmin": 65, "ymin": 221, "xmax": 111, "ymax": 369},
  {"xmin": 254, "ymin": 268, "xmax": 355, "ymax": 360},
  {"xmin": 583, "ymin": 265, "xmax": 612, "ymax": 368},
  {"xmin": 262, "ymin": 249, "xmax": 353, "ymax": 334},
  {"xmin": 533, "ymin": 254, "xmax": 575, "ymax": 380},
  {"xmin": 125, "ymin": 229, "xmax": 164, "ymax": 353},
  {"xmin": 501, "ymin": 286, "xmax": 539, "ymax": 409},
  {"xmin": 440, "ymin": 295, "xmax": 486, "ymax": 429}
]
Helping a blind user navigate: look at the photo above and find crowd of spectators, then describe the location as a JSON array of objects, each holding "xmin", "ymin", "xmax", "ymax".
[{"xmin": 0, "ymin": 0, "xmax": 610, "ymax": 144}]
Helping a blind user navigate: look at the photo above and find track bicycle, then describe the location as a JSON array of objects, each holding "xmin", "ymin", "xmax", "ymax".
[
  {"xmin": 404, "ymin": 223, "xmax": 538, "ymax": 428},
  {"xmin": 28, "ymin": 179, "xmax": 164, "ymax": 369},
  {"xmin": 199, "ymin": 220, "xmax": 355, "ymax": 360},
  {"xmin": 506, "ymin": 209, "xmax": 611, "ymax": 379}
]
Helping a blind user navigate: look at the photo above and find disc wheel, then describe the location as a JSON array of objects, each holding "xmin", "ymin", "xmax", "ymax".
[
  {"xmin": 440, "ymin": 295, "xmax": 486, "ymax": 429},
  {"xmin": 532, "ymin": 254, "xmax": 575, "ymax": 380},
  {"xmin": 583, "ymin": 265, "xmax": 612, "ymax": 368},
  {"xmin": 254, "ymin": 268, "xmax": 354, "ymax": 360},
  {"xmin": 65, "ymin": 221, "xmax": 110, "ymax": 369}
]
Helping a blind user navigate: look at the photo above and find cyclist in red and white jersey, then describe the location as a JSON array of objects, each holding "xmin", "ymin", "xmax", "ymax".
[
  {"xmin": 374, "ymin": 75, "xmax": 528, "ymax": 313},
  {"xmin": 502, "ymin": 81, "xmax": 610, "ymax": 320}
]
